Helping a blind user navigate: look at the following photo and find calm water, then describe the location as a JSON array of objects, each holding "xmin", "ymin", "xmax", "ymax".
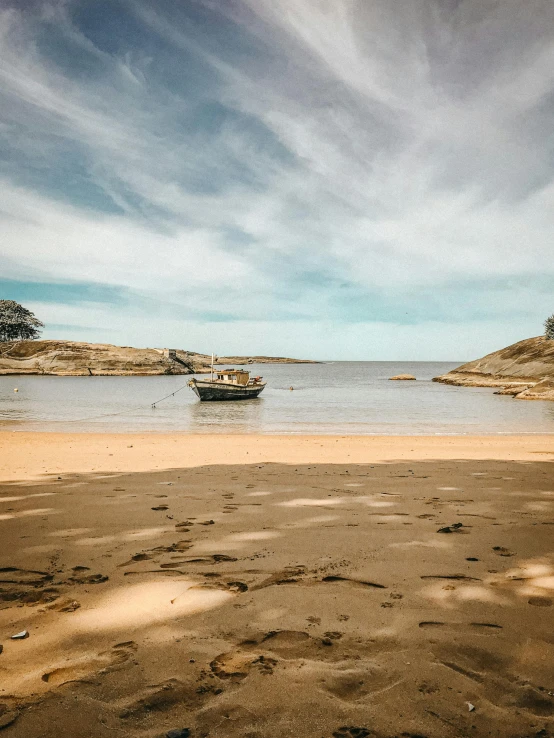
[{"xmin": 1, "ymin": 362, "xmax": 553, "ymax": 434}]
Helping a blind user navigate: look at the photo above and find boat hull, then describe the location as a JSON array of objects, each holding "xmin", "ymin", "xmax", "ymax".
[{"xmin": 189, "ymin": 379, "xmax": 266, "ymax": 401}]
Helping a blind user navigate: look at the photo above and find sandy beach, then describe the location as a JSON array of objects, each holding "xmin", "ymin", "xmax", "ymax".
[{"xmin": 0, "ymin": 433, "xmax": 553, "ymax": 738}]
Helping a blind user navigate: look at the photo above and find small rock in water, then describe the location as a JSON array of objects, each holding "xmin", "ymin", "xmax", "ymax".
[
  {"xmin": 166, "ymin": 730, "xmax": 191, "ymax": 738},
  {"xmin": 389, "ymin": 374, "xmax": 416, "ymax": 380},
  {"xmin": 11, "ymin": 630, "xmax": 29, "ymax": 640}
]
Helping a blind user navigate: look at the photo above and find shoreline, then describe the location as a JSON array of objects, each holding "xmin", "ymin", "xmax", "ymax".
[{"xmin": 1, "ymin": 432, "xmax": 553, "ymax": 481}]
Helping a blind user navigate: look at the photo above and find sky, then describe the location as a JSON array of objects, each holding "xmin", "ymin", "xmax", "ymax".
[{"xmin": 0, "ymin": 0, "xmax": 553, "ymax": 360}]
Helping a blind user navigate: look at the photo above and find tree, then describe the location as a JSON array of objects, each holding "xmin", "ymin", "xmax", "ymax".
[
  {"xmin": 0, "ymin": 300, "xmax": 44, "ymax": 342},
  {"xmin": 545, "ymin": 314, "xmax": 554, "ymax": 340}
]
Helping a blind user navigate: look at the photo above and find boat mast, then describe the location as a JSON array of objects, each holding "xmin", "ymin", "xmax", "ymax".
[{"xmin": 211, "ymin": 352, "xmax": 214, "ymax": 381}]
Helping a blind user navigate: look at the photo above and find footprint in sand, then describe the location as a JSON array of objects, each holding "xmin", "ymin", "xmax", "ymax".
[
  {"xmin": 322, "ymin": 662, "xmax": 398, "ymax": 701},
  {"xmin": 171, "ymin": 541, "xmax": 193, "ymax": 551},
  {"xmin": 212, "ymin": 630, "xmax": 401, "ymax": 703},
  {"xmin": 120, "ymin": 553, "xmax": 152, "ymax": 566},
  {"xmin": 162, "ymin": 554, "xmax": 238, "ymax": 566},
  {"xmin": 419, "ymin": 621, "xmax": 502, "ymax": 631},
  {"xmin": 42, "ymin": 641, "xmax": 137, "ymax": 685},
  {"xmin": 68, "ymin": 572, "xmax": 108, "ymax": 584},
  {"xmin": 437, "ymin": 522, "xmax": 465, "ymax": 534},
  {"xmin": 210, "ymin": 652, "xmax": 277, "ymax": 680},
  {"xmin": 434, "ymin": 642, "xmax": 509, "ymax": 684},
  {"xmin": 241, "ymin": 629, "xmax": 392, "ymax": 664},
  {"xmin": 332, "ymin": 727, "xmax": 372, "ymax": 738},
  {"xmin": 420, "ymin": 574, "xmax": 480, "ymax": 582},
  {"xmin": 493, "ymin": 546, "xmax": 514, "ymax": 557},
  {"xmin": 528, "ymin": 596, "xmax": 552, "ymax": 607},
  {"xmin": 46, "ymin": 598, "xmax": 81, "ymax": 612},
  {"xmin": 0, "ymin": 567, "xmax": 54, "ymax": 585},
  {"xmin": 514, "ymin": 686, "xmax": 554, "ymax": 716},
  {"xmin": 437, "ymin": 643, "xmax": 554, "ymax": 717},
  {"xmin": 0, "ymin": 568, "xmax": 61, "ymax": 607},
  {"xmin": 252, "ymin": 566, "xmax": 307, "ymax": 590},
  {"xmin": 194, "ymin": 580, "xmax": 248, "ymax": 593},
  {"xmin": 0, "ymin": 586, "xmax": 60, "ymax": 606},
  {"xmin": 118, "ymin": 678, "xmax": 214, "ymax": 718},
  {"xmin": 322, "ymin": 575, "xmax": 386, "ymax": 589}
]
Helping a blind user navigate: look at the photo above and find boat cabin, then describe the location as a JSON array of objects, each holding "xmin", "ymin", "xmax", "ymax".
[{"xmin": 215, "ymin": 369, "xmax": 250, "ymax": 386}]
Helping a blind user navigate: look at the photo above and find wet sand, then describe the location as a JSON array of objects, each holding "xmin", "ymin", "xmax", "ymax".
[{"xmin": 0, "ymin": 433, "xmax": 553, "ymax": 738}]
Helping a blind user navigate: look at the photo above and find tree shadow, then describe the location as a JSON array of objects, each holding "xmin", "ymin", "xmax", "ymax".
[{"xmin": 0, "ymin": 457, "xmax": 553, "ymax": 738}]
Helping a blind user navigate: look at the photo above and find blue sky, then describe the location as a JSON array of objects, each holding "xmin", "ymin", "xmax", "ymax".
[{"xmin": 0, "ymin": 0, "xmax": 553, "ymax": 360}]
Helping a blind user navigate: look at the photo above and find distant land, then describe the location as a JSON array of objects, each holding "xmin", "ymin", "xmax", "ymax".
[
  {"xmin": 0, "ymin": 340, "xmax": 317, "ymax": 376},
  {"xmin": 434, "ymin": 336, "xmax": 554, "ymax": 401}
]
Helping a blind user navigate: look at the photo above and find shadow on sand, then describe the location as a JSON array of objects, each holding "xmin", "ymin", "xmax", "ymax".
[{"xmin": 0, "ymin": 458, "xmax": 553, "ymax": 738}]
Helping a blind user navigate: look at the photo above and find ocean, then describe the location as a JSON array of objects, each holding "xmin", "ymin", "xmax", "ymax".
[{"xmin": 1, "ymin": 361, "xmax": 553, "ymax": 434}]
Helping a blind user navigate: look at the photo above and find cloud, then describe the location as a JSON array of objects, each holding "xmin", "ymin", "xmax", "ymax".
[{"xmin": 0, "ymin": 0, "xmax": 553, "ymax": 357}]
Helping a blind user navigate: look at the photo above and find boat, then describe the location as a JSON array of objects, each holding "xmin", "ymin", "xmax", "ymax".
[{"xmin": 188, "ymin": 357, "xmax": 266, "ymax": 401}]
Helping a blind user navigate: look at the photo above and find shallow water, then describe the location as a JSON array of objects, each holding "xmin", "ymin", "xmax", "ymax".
[{"xmin": 1, "ymin": 361, "xmax": 553, "ymax": 434}]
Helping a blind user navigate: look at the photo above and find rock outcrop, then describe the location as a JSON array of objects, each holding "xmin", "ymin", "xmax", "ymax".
[
  {"xmin": 389, "ymin": 374, "xmax": 416, "ymax": 381},
  {"xmin": 434, "ymin": 336, "xmax": 554, "ymax": 401},
  {"xmin": 213, "ymin": 354, "xmax": 315, "ymax": 365},
  {"xmin": 0, "ymin": 340, "xmax": 315, "ymax": 376}
]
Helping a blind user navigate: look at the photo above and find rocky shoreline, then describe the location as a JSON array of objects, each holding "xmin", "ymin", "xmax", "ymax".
[
  {"xmin": 0, "ymin": 340, "xmax": 316, "ymax": 376},
  {"xmin": 433, "ymin": 336, "xmax": 554, "ymax": 401}
]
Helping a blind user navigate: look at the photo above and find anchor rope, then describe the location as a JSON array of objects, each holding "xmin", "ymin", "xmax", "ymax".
[{"xmin": 150, "ymin": 382, "xmax": 191, "ymax": 408}]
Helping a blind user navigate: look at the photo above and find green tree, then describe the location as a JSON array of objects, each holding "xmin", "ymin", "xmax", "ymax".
[
  {"xmin": 0, "ymin": 300, "xmax": 44, "ymax": 342},
  {"xmin": 545, "ymin": 314, "xmax": 554, "ymax": 340}
]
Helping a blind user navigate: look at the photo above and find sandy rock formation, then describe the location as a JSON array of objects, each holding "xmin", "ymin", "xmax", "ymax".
[
  {"xmin": 493, "ymin": 385, "xmax": 531, "ymax": 396},
  {"xmin": 434, "ymin": 336, "xmax": 554, "ymax": 401},
  {"xmin": 0, "ymin": 340, "xmax": 315, "ymax": 376},
  {"xmin": 515, "ymin": 378, "xmax": 554, "ymax": 400},
  {"xmin": 0, "ymin": 341, "xmax": 196, "ymax": 376},
  {"xmin": 389, "ymin": 374, "xmax": 416, "ymax": 380},
  {"xmin": 214, "ymin": 355, "xmax": 316, "ymax": 365}
]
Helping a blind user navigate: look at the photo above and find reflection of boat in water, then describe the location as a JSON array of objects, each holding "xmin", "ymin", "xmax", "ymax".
[{"xmin": 188, "ymin": 367, "xmax": 266, "ymax": 402}]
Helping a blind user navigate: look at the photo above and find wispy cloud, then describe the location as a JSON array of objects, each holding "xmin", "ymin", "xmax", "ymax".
[{"xmin": 0, "ymin": 0, "xmax": 553, "ymax": 358}]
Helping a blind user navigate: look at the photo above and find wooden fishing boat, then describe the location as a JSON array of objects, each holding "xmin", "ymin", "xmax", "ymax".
[{"xmin": 188, "ymin": 364, "xmax": 266, "ymax": 402}]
